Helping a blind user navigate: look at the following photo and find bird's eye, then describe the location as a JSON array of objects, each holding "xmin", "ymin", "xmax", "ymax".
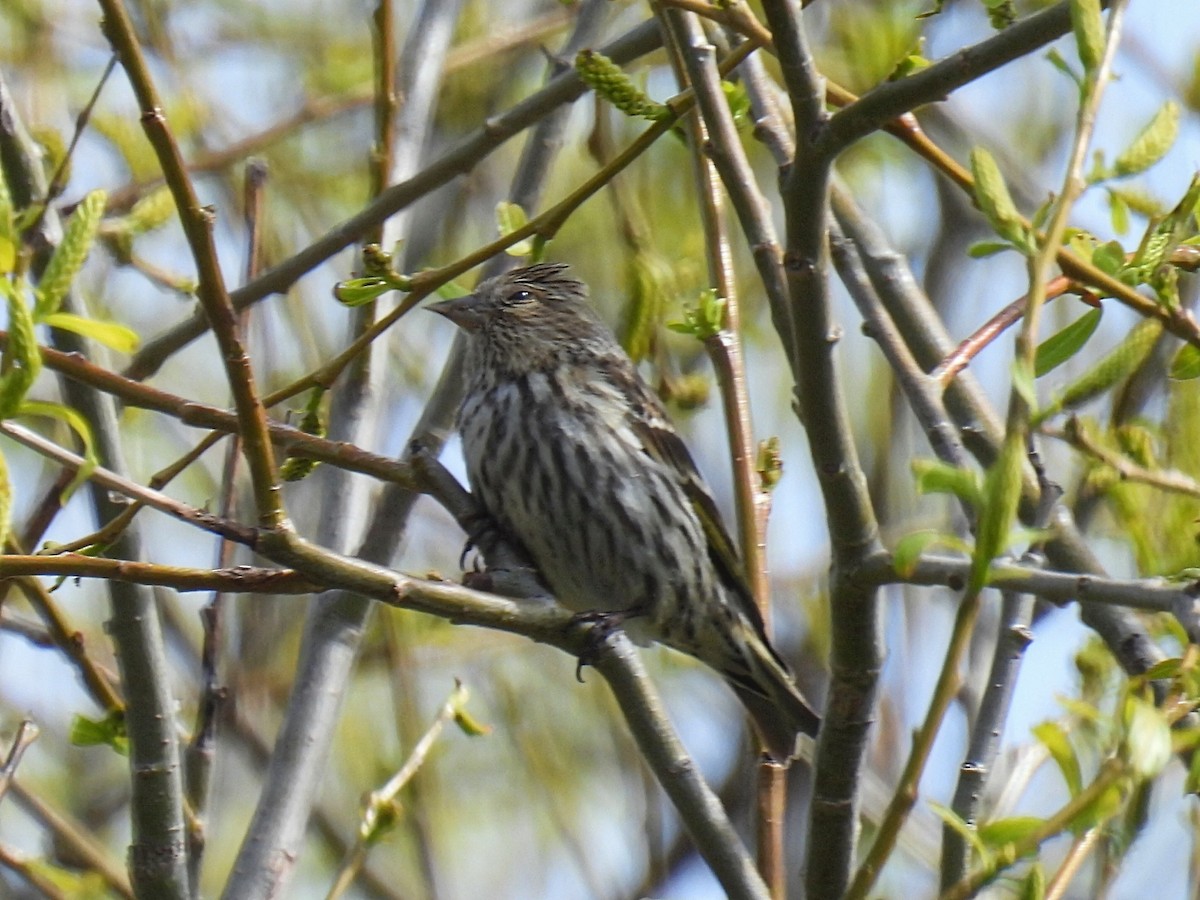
[{"xmin": 508, "ymin": 290, "xmax": 535, "ymax": 304}]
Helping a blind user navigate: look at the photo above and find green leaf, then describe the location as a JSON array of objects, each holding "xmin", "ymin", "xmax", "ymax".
[
  {"xmin": 967, "ymin": 240, "xmax": 1012, "ymax": 258},
  {"xmin": 1045, "ymin": 48, "xmax": 1083, "ymax": 90},
  {"xmin": 1123, "ymin": 696, "xmax": 1172, "ymax": 780},
  {"xmin": 1034, "ymin": 307, "xmax": 1102, "ymax": 377},
  {"xmin": 496, "ymin": 201, "xmax": 534, "ymax": 257},
  {"xmin": 1108, "ymin": 189, "xmax": 1130, "ymax": 235},
  {"xmin": 21, "ymin": 400, "xmax": 98, "ymax": 501},
  {"xmin": 1019, "ymin": 862, "xmax": 1047, "ymax": 900},
  {"xmin": 1090, "ymin": 240, "xmax": 1126, "ymax": 275},
  {"xmin": 982, "ymin": 0, "xmax": 1015, "ymax": 29},
  {"xmin": 970, "ymin": 147, "xmax": 1031, "ymax": 253},
  {"xmin": 1068, "ymin": 780, "xmax": 1125, "ymax": 833},
  {"xmin": 893, "ymin": 530, "xmax": 959, "ymax": 578},
  {"xmin": 928, "ymin": 800, "xmax": 991, "ymax": 864},
  {"xmin": 1141, "ymin": 658, "xmax": 1182, "ymax": 681},
  {"xmin": 1169, "ymin": 344, "xmax": 1200, "ymax": 380},
  {"xmin": 1113, "ymin": 102, "xmax": 1180, "ymax": 178},
  {"xmin": 911, "ymin": 458, "xmax": 983, "ymax": 506},
  {"xmin": 41, "ymin": 312, "xmax": 140, "ymax": 354},
  {"xmin": 668, "ymin": 288, "xmax": 726, "ymax": 340},
  {"xmin": 334, "ymin": 276, "xmax": 394, "ymax": 306},
  {"xmin": 620, "ymin": 250, "xmax": 672, "ymax": 362},
  {"xmin": 435, "ymin": 279, "xmax": 470, "ymax": 300},
  {"xmin": 1069, "ymin": 0, "xmax": 1104, "ymax": 73},
  {"xmin": 70, "ymin": 711, "xmax": 128, "ymax": 755},
  {"xmin": 977, "ymin": 815, "xmax": 1044, "ymax": 849},
  {"xmin": 1033, "ymin": 721, "xmax": 1083, "ymax": 795},
  {"xmin": 34, "ymin": 189, "xmax": 106, "ymax": 319},
  {"xmin": 970, "ymin": 430, "xmax": 1024, "ymax": 593},
  {"xmin": 0, "ymin": 277, "xmax": 41, "ymax": 418}
]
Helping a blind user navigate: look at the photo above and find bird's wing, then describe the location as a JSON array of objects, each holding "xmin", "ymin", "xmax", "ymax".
[{"xmin": 598, "ymin": 357, "xmax": 772, "ymax": 640}]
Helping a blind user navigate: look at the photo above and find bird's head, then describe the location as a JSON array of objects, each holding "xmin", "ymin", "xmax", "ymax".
[{"xmin": 427, "ymin": 264, "xmax": 613, "ymax": 374}]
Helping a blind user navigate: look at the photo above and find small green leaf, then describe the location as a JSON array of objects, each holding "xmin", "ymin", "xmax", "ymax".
[
  {"xmin": 971, "ymin": 147, "xmax": 1031, "ymax": 253},
  {"xmin": 1068, "ymin": 780, "xmax": 1126, "ymax": 833},
  {"xmin": 893, "ymin": 530, "xmax": 959, "ymax": 578},
  {"xmin": 1113, "ymin": 102, "xmax": 1180, "ymax": 178},
  {"xmin": 620, "ymin": 250, "xmax": 673, "ymax": 362},
  {"xmin": 1019, "ymin": 862, "xmax": 1047, "ymax": 900},
  {"xmin": 334, "ymin": 276, "xmax": 394, "ymax": 306},
  {"xmin": 983, "ymin": 0, "xmax": 1016, "ymax": 29},
  {"xmin": 968, "ymin": 240, "xmax": 1012, "ymax": 258},
  {"xmin": 70, "ymin": 711, "xmax": 128, "ymax": 755},
  {"xmin": 21, "ymin": 400, "xmax": 97, "ymax": 501},
  {"xmin": 1090, "ymin": 240, "xmax": 1126, "ymax": 275},
  {"xmin": 0, "ymin": 277, "xmax": 41, "ymax": 418},
  {"xmin": 435, "ymin": 279, "xmax": 470, "ymax": 300},
  {"xmin": 1032, "ymin": 721, "xmax": 1083, "ymax": 795},
  {"xmin": 1034, "ymin": 307, "xmax": 1102, "ymax": 377},
  {"xmin": 912, "ymin": 458, "xmax": 983, "ymax": 506},
  {"xmin": 1069, "ymin": 0, "xmax": 1104, "ymax": 73},
  {"xmin": 721, "ymin": 81, "xmax": 752, "ymax": 128},
  {"xmin": 496, "ymin": 201, "xmax": 534, "ymax": 257},
  {"xmin": 928, "ymin": 800, "xmax": 991, "ymax": 863},
  {"xmin": 977, "ymin": 815, "xmax": 1044, "ymax": 849},
  {"xmin": 1045, "ymin": 48, "xmax": 1083, "ymax": 90},
  {"xmin": 970, "ymin": 430, "xmax": 1024, "ymax": 593},
  {"xmin": 1108, "ymin": 189, "xmax": 1130, "ymax": 235},
  {"xmin": 1170, "ymin": 344, "xmax": 1200, "ymax": 380},
  {"xmin": 668, "ymin": 288, "xmax": 726, "ymax": 340},
  {"xmin": 1141, "ymin": 658, "xmax": 1182, "ymax": 681},
  {"xmin": 41, "ymin": 312, "xmax": 140, "ymax": 354},
  {"xmin": 1123, "ymin": 696, "xmax": 1172, "ymax": 780},
  {"xmin": 35, "ymin": 189, "xmax": 106, "ymax": 319}
]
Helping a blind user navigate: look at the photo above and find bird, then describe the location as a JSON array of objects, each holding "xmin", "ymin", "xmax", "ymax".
[{"xmin": 428, "ymin": 262, "xmax": 820, "ymax": 761}]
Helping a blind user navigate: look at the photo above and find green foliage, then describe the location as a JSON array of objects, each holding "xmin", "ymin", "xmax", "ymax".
[
  {"xmin": 0, "ymin": 276, "xmax": 42, "ymax": 418},
  {"xmin": 892, "ymin": 529, "xmax": 971, "ymax": 577},
  {"xmin": 911, "ymin": 458, "xmax": 983, "ymax": 507},
  {"xmin": 1035, "ymin": 318, "xmax": 1162, "ymax": 423},
  {"xmin": 1069, "ymin": 0, "xmax": 1105, "ymax": 73},
  {"xmin": 279, "ymin": 388, "xmax": 327, "ymax": 482},
  {"xmin": 668, "ymin": 287, "xmax": 726, "ymax": 340},
  {"xmin": 619, "ymin": 249, "xmax": 673, "ymax": 362},
  {"xmin": 495, "ymin": 200, "xmax": 538, "ymax": 258},
  {"xmin": 970, "ymin": 428, "xmax": 1025, "ymax": 592},
  {"xmin": 70, "ymin": 711, "xmax": 128, "ymax": 755},
  {"xmin": 1034, "ymin": 306, "xmax": 1102, "ymax": 377},
  {"xmin": 970, "ymin": 147, "xmax": 1034, "ymax": 254}
]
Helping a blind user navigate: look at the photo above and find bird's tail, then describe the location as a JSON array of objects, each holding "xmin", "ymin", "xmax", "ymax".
[{"xmin": 724, "ymin": 635, "xmax": 821, "ymax": 763}]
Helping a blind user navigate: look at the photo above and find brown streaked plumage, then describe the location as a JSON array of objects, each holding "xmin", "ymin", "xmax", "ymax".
[{"xmin": 429, "ymin": 262, "xmax": 820, "ymax": 761}]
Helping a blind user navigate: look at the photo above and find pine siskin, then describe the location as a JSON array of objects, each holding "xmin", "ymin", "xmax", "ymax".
[{"xmin": 429, "ymin": 263, "xmax": 820, "ymax": 761}]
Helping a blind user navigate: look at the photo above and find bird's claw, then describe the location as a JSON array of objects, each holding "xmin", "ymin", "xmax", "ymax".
[{"xmin": 569, "ymin": 610, "xmax": 628, "ymax": 682}]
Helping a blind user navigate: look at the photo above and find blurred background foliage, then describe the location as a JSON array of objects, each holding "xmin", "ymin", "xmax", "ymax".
[{"xmin": 0, "ymin": 0, "xmax": 1198, "ymax": 897}]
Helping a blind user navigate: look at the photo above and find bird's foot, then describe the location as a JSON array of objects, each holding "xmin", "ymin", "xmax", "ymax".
[{"xmin": 569, "ymin": 609, "xmax": 635, "ymax": 683}]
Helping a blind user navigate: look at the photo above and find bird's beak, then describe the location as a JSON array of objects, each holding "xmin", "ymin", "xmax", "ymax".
[{"xmin": 427, "ymin": 294, "xmax": 484, "ymax": 332}]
